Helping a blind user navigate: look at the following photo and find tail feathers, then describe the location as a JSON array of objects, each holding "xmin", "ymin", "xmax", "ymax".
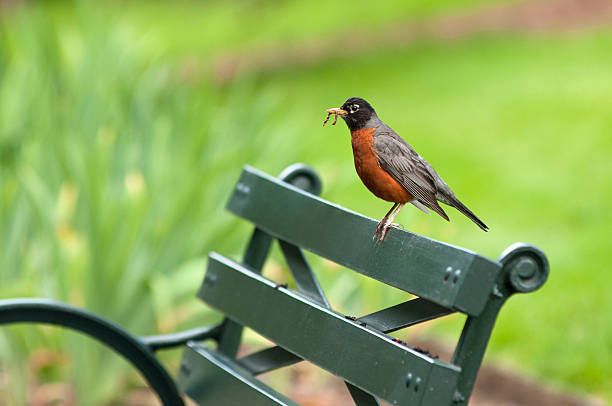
[
  {"xmin": 430, "ymin": 201, "xmax": 450, "ymax": 222},
  {"xmin": 410, "ymin": 199, "xmax": 431, "ymax": 215},
  {"xmin": 449, "ymin": 196, "xmax": 488, "ymax": 231}
]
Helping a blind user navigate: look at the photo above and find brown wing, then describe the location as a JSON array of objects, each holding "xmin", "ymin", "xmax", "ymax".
[{"xmin": 373, "ymin": 130, "xmax": 450, "ymax": 221}]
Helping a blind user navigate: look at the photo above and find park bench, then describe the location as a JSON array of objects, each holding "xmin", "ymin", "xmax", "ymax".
[{"xmin": 0, "ymin": 163, "xmax": 549, "ymax": 406}]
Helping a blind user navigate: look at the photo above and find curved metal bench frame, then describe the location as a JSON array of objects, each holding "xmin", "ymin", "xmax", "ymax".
[
  {"xmin": 0, "ymin": 298, "xmax": 225, "ymax": 405},
  {"xmin": 0, "ymin": 164, "xmax": 318, "ymax": 406}
]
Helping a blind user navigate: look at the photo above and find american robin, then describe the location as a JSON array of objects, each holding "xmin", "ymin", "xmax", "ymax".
[{"xmin": 325, "ymin": 97, "xmax": 488, "ymax": 242}]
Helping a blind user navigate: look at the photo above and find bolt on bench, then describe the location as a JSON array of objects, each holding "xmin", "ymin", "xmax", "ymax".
[{"xmin": 0, "ymin": 164, "xmax": 549, "ymax": 406}]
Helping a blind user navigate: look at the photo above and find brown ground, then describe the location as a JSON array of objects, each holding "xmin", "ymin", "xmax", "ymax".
[
  {"xmin": 277, "ymin": 337, "xmax": 605, "ymax": 406},
  {"xmin": 212, "ymin": 0, "xmax": 612, "ymax": 83}
]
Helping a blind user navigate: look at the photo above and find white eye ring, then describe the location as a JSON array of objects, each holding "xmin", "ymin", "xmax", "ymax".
[{"xmin": 349, "ymin": 104, "xmax": 359, "ymax": 113}]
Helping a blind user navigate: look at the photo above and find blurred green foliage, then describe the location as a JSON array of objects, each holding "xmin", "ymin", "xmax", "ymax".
[{"xmin": 1, "ymin": 0, "xmax": 611, "ymax": 404}]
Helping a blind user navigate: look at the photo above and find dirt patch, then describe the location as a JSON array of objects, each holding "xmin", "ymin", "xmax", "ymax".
[
  {"xmin": 212, "ymin": 0, "xmax": 612, "ymax": 83},
  {"xmin": 407, "ymin": 338, "xmax": 605, "ymax": 406},
  {"xmin": 279, "ymin": 337, "xmax": 604, "ymax": 406},
  {"xmin": 432, "ymin": 0, "xmax": 612, "ymax": 39}
]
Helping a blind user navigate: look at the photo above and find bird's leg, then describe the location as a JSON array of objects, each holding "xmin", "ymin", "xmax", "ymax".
[
  {"xmin": 379, "ymin": 203, "xmax": 405, "ymax": 242},
  {"xmin": 374, "ymin": 203, "xmax": 399, "ymax": 241}
]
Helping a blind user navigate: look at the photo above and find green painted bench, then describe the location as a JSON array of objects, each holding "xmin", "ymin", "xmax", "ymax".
[{"xmin": 0, "ymin": 163, "xmax": 548, "ymax": 406}]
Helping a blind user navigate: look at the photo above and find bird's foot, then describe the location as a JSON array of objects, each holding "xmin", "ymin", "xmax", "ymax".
[
  {"xmin": 373, "ymin": 219, "xmax": 387, "ymax": 241},
  {"xmin": 377, "ymin": 222, "xmax": 403, "ymax": 243}
]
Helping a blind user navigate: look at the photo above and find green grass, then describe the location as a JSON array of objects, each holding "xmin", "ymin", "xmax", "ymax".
[
  {"xmin": 56, "ymin": 0, "xmax": 506, "ymax": 58},
  {"xmin": 1, "ymin": 1, "xmax": 611, "ymax": 404}
]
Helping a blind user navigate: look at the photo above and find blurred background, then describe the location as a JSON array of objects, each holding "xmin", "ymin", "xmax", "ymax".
[{"xmin": 0, "ymin": 0, "xmax": 611, "ymax": 405}]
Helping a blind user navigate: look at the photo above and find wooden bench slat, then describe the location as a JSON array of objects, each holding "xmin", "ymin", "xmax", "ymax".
[
  {"xmin": 179, "ymin": 343, "xmax": 299, "ymax": 406},
  {"xmin": 217, "ymin": 227, "xmax": 273, "ymax": 357},
  {"xmin": 199, "ymin": 253, "xmax": 460, "ymax": 405},
  {"xmin": 226, "ymin": 165, "xmax": 499, "ymax": 317}
]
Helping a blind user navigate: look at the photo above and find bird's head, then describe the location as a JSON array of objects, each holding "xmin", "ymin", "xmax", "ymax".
[{"xmin": 327, "ymin": 97, "xmax": 377, "ymax": 130}]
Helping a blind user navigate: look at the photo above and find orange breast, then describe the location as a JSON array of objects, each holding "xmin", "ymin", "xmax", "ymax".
[{"xmin": 351, "ymin": 128, "xmax": 413, "ymax": 203}]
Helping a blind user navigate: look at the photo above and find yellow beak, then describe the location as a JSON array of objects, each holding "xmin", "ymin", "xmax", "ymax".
[{"xmin": 326, "ymin": 108, "xmax": 348, "ymax": 116}]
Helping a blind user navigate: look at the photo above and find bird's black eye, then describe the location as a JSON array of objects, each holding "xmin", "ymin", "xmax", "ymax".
[{"xmin": 350, "ymin": 104, "xmax": 360, "ymax": 113}]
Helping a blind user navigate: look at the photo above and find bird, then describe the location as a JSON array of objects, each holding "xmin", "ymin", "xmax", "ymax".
[{"xmin": 325, "ymin": 97, "xmax": 488, "ymax": 242}]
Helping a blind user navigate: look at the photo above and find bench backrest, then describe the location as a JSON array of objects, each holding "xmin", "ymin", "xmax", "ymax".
[{"xmin": 178, "ymin": 164, "xmax": 548, "ymax": 406}]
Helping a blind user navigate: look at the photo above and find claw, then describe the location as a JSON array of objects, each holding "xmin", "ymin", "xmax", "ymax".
[
  {"xmin": 379, "ymin": 223, "xmax": 392, "ymax": 242},
  {"xmin": 373, "ymin": 203, "xmax": 406, "ymax": 243},
  {"xmin": 373, "ymin": 219, "xmax": 386, "ymax": 241},
  {"xmin": 379, "ymin": 222, "xmax": 403, "ymax": 242}
]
